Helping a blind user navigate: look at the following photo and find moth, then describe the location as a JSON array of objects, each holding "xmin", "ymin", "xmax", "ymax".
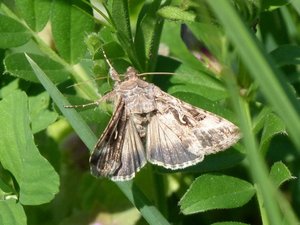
[{"xmin": 69, "ymin": 56, "xmax": 240, "ymax": 181}]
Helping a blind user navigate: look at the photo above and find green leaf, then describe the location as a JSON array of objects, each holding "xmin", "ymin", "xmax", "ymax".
[
  {"xmin": 4, "ymin": 53, "xmax": 70, "ymax": 83},
  {"xmin": 231, "ymin": 0, "xmax": 260, "ymax": 25},
  {"xmin": 0, "ymin": 165, "xmax": 16, "ymax": 197},
  {"xmin": 51, "ymin": 0, "xmax": 94, "ymax": 64},
  {"xmin": 259, "ymin": 113, "xmax": 286, "ymax": 154},
  {"xmin": 179, "ymin": 174, "xmax": 255, "ymax": 214},
  {"xmin": 0, "ymin": 90, "xmax": 59, "ymax": 205},
  {"xmin": 161, "ymin": 21, "xmax": 207, "ymax": 70},
  {"xmin": 135, "ymin": 0, "xmax": 165, "ymax": 71},
  {"xmin": 0, "ymin": 79, "xmax": 20, "ymax": 99},
  {"xmin": 269, "ymin": 162, "xmax": 295, "ymax": 188},
  {"xmin": 270, "ymin": 45, "xmax": 300, "ymax": 66},
  {"xmin": 95, "ymin": 41, "xmax": 126, "ymax": 60},
  {"xmin": 107, "ymin": 0, "xmax": 142, "ymax": 70},
  {"xmin": 98, "ymin": 26, "xmax": 117, "ymax": 43},
  {"xmin": 158, "ymin": 6, "xmax": 196, "ymax": 22},
  {"xmin": 28, "ymin": 92, "xmax": 58, "ymax": 133},
  {"xmin": 15, "ymin": 0, "xmax": 51, "ymax": 31},
  {"xmin": 0, "ymin": 14, "xmax": 31, "ymax": 48},
  {"xmin": 252, "ymin": 107, "xmax": 272, "ymax": 134},
  {"xmin": 110, "ymin": 0, "xmax": 132, "ymax": 44},
  {"xmin": 0, "ymin": 200, "xmax": 26, "ymax": 225},
  {"xmin": 212, "ymin": 222, "xmax": 249, "ymax": 225},
  {"xmin": 169, "ymin": 64, "xmax": 227, "ymax": 101}
]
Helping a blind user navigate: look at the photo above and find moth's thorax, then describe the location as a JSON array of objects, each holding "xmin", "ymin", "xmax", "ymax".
[{"xmin": 116, "ymin": 77, "xmax": 158, "ymax": 114}]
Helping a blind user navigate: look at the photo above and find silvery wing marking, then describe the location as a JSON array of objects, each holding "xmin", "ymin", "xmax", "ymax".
[{"xmin": 89, "ymin": 96, "xmax": 146, "ymax": 181}]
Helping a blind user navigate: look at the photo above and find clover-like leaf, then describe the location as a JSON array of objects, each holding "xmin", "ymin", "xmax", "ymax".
[
  {"xmin": 269, "ymin": 161, "xmax": 295, "ymax": 188},
  {"xmin": 0, "ymin": 199, "xmax": 26, "ymax": 225},
  {"xmin": 0, "ymin": 91, "xmax": 59, "ymax": 205},
  {"xmin": 0, "ymin": 14, "xmax": 31, "ymax": 48},
  {"xmin": 179, "ymin": 174, "xmax": 255, "ymax": 214}
]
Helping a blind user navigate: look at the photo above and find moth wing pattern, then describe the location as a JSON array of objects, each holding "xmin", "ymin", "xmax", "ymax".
[
  {"xmin": 146, "ymin": 111, "xmax": 205, "ymax": 169},
  {"xmin": 146, "ymin": 90, "xmax": 240, "ymax": 169},
  {"xmin": 171, "ymin": 95, "xmax": 241, "ymax": 155},
  {"xmin": 90, "ymin": 98, "xmax": 147, "ymax": 181},
  {"xmin": 89, "ymin": 97, "xmax": 125, "ymax": 178},
  {"xmin": 111, "ymin": 116, "xmax": 146, "ymax": 181}
]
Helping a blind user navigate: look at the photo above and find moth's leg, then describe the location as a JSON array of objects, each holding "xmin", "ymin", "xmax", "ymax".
[{"xmin": 64, "ymin": 91, "xmax": 116, "ymax": 109}]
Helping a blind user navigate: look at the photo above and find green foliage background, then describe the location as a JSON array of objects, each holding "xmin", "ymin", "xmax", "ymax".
[{"xmin": 0, "ymin": 0, "xmax": 300, "ymax": 225}]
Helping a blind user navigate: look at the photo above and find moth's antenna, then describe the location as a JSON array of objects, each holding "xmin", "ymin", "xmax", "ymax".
[
  {"xmin": 102, "ymin": 49, "xmax": 121, "ymax": 82},
  {"xmin": 137, "ymin": 72, "xmax": 176, "ymax": 77},
  {"xmin": 66, "ymin": 76, "xmax": 107, "ymax": 89}
]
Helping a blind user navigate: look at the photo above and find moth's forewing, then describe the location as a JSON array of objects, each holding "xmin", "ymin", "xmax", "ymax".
[
  {"xmin": 90, "ymin": 97, "xmax": 147, "ymax": 181},
  {"xmin": 89, "ymin": 98, "xmax": 125, "ymax": 178},
  {"xmin": 175, "ymin": 99, "xmax": 240, "ymax": 154}
]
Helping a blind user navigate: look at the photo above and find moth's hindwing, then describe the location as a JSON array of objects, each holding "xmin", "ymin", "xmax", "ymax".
[
  {"xmin": 146, "ymin": 91, "xmax": 240, "ymax": 169},
  {"xmin": 146, "ymin": 110, "xmax": 205, "ymax": 169},
  {"xmin": 113, "ymin": 117, "xmax": 146, "ymax": 181}
]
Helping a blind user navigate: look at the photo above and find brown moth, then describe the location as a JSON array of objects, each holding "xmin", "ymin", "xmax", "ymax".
[{"xmin": 70, "ymin": 55, "xmax": 240, "ymax": 181}]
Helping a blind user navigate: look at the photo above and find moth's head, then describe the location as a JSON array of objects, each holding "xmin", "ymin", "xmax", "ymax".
[{"xmin": 124, "ymin": 67, "xmax": 139, "ymax": 80}]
